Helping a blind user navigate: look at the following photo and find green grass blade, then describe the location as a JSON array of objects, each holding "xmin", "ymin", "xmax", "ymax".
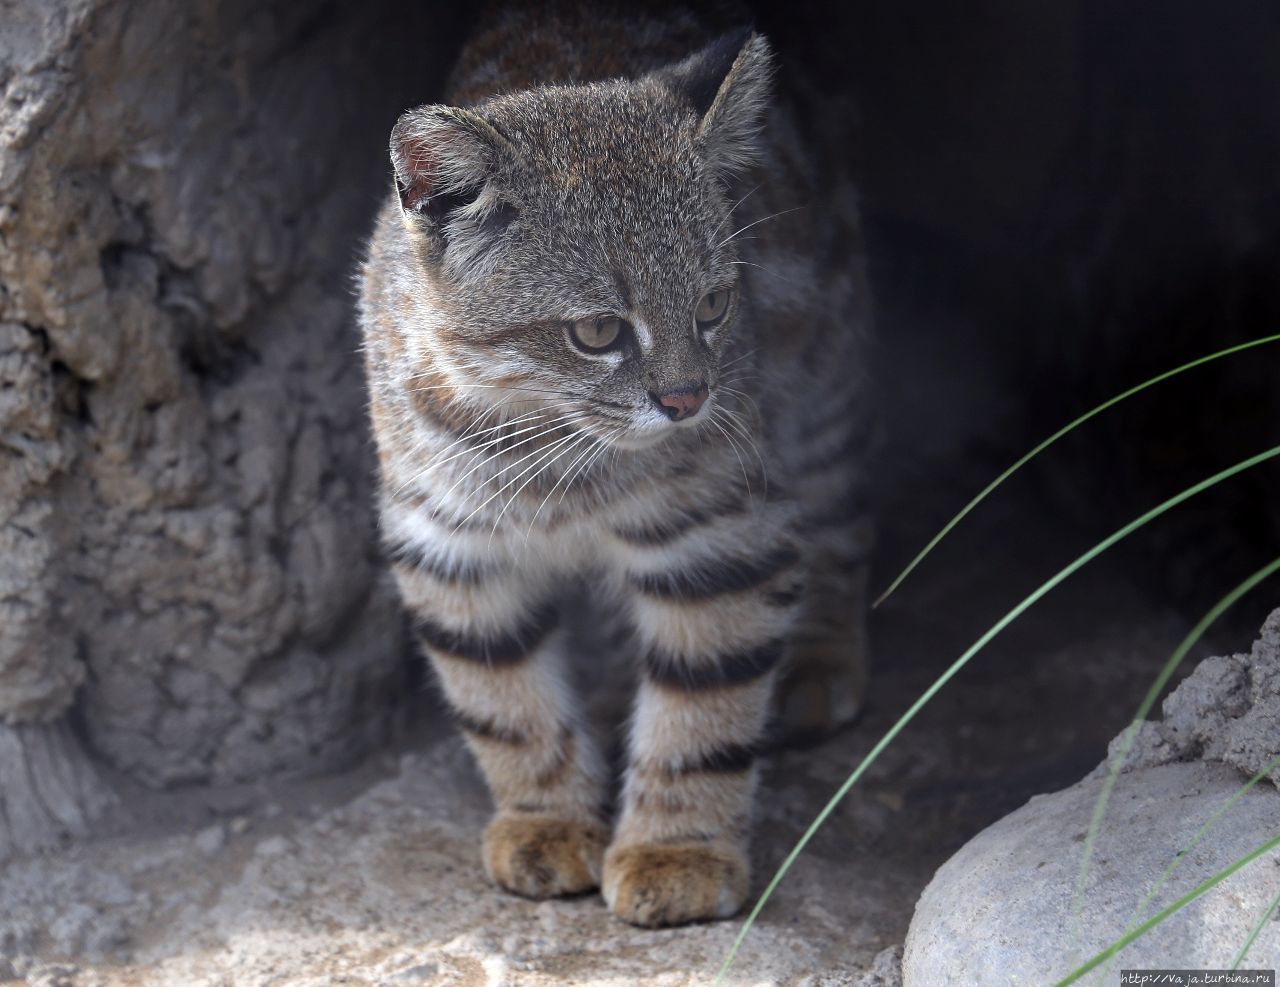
[
  {"xmin": 1054, "ymin": 831, "xmax": 1280, "ymax": 986},
  {"xmin": 1232, "ymin": 884, "xmax": 1280, "ymax": 970},
  {"xmin": 1071, "ymin": 555, "xmax": 1280, "ymax": 962},
  {"xmin": 1100, "ymin": 752, "xmax": 1280, "ymax": 983},
  {"xmin": 873, "ymin": 333, "xmax": 1280, "ymax": 607},
  {"xmin": 713, "ymin": 445, "xmax": 1280, "ymax": 986}
]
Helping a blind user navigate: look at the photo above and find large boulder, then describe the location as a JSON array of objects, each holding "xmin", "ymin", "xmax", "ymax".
[{"xmin": 903, "ymin": 609, "xmax": 1280, "ymax": 983}]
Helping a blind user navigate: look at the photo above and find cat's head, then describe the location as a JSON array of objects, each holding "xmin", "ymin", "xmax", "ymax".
[{"xmin": 388, "ymin": 29, "xmax": 772, "ymax": 449}]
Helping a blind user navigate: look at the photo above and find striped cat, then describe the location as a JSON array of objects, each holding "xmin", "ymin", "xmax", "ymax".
[{"xmin": 358, "ymin": 2, "xmax": 873, "ymax": 927}]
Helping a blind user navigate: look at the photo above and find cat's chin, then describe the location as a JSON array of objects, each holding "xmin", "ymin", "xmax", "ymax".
[{"xmin": 604, "ymin": 423, "xmax": 691, "ymax": 451}]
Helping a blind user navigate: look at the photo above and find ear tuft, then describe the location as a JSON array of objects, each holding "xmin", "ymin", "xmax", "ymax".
[{"xmin": 658, "ymin": 30, "xmax": 774, "ymax": 179}]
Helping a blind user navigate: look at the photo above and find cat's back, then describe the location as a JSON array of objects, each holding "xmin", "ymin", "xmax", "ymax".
[{"xmin": 445, "ymin": 3, "xmax": 740, "ymax": 106}]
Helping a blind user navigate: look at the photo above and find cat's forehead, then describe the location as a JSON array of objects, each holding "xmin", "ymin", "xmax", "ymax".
[{"xmin": 486, "ymin": 83, "xmax": 705, "ymax": 201}]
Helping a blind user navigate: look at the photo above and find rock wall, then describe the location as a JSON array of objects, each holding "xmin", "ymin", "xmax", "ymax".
[{"xmin": 0, "ymin": 0, "xmax": 458, "ymax": 791}]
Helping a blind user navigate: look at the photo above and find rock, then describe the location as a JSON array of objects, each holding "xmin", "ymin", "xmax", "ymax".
[
  {"xmin": 0, "ymin": 720, "xmax": 115, "ymax": 861},
  {"xmin": 193, "ymin": 824, "xmax": 225, "ymax": 856},
  {"xmin": 0, "ymin": 0, "xmax": 443, "ymax": 806},
  {"xmin": 1159, "ymin": 608, "xmax": 1280, "ymax": 786},
  {"xmin": 1099, "ymin": 608, "xmax": 1280, "ymax": 788},
  {"xmin": 902, "ymin": 761, "xmax": 1280, "ymax": 984},
  {"xmin": 905, "ymin": 611, "xmax": 1280, "ymax": 985}
]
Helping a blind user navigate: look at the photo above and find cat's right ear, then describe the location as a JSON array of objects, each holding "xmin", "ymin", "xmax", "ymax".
[
  {"xmin": 389, "ymin": 105, "xmax": 512, "ymax": 226},
  {"xmin": 657, "ymin": 29, "xmax": 774, "ymax": 181}
]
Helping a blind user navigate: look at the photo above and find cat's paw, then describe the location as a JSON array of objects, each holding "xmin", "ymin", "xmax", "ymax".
[
  {"xmin": 770, "ymin": 648, "xmax": 867, "ymax": 748},
  {"xmin": 482, "ymin": 813, "xmax": 608, "ymax": 898},
  {"xmin": 601, "ymin": 841, "xmax": 749, "ymax": 927}
]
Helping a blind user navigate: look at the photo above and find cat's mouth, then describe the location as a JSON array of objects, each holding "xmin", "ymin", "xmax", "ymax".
[{"xmin": 596, "ymin": 396, "xmax": 713, "ymax": 450}]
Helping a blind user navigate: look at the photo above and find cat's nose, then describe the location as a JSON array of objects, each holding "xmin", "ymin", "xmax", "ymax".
[{"xmin": 650, "ymin": 381, "xmax": 709, "ymax": 421}]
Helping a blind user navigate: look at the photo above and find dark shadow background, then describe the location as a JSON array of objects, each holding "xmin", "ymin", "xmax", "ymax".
[{"xmin": 750, "ymin": 0, "xmax": 1280, "ymax": 639}]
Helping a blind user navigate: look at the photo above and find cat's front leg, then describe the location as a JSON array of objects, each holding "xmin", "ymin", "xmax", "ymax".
[
  {"xmin": 391, "ymin": 539, "xmax": 608, "ymax": 898},
  {"xmin": 602, "ymin": 528, "xmax": 803, "ymax": 926}
]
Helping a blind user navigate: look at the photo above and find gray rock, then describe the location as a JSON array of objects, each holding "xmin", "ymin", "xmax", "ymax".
[
  {"xmin": 904, "ymin": 611, "xmax": 1280, "ymax": 985},
  {"xmin": 903, "ymin": 759, "xmax": 1280, "ymax": 984},
  {"xmin": 0, "ymin": 0, "xmax": 467, "ymax": 858},
  {"xmin": 193, "ymin": 823, "xmax": 225, "ymax": 856},
  {"xmin": 1098, "ymin": 608, "xmax": 1280, "ymax": 788}
]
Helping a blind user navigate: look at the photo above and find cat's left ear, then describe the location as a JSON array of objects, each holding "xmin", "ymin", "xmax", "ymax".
[{"xmin": 656, "ymin": 28, "xmax": 774, "ymax": 179}]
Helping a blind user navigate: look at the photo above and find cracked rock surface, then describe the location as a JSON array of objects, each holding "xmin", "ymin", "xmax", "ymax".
[{"xmin": 0, "ymin": 0, "xmax": 467, "ymax": 804}]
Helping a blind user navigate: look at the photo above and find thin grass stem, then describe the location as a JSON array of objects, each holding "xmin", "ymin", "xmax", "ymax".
[
  {"xmin": 1099, "ymin": 751, "xmax": 1280, "ymax": 982},
  {"xmin": 1054, "ymin": 831, "xmax": 1280, "ymax": 986},
  {"xmin": 1231, "ymin": 884, "xmax": 1280, "ymax": 970},
  {"xmin": 874, "ymin": 333, "xmax": 1280, "ymax": 607}
]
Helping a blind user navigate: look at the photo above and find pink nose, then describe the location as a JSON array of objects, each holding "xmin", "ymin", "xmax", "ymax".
[{"xmin": 651, "ymin": 382, "xmax": 709, "ymax": 421}]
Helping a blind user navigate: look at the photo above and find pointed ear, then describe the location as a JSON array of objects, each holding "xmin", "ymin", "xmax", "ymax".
[
  {"xmin": 389, "ymin": 105, "xmax": 513, "ymax": 224},
  {"xmin": 657, "ymin": 29, "xmax": 774, "ymax": 179},
  {"xmin": 390, "ymin": 105, "xmax": 520, "ymax": 277}
]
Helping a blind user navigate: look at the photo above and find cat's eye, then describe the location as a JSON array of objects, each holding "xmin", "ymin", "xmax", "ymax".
[
  {"xmin": 568, "ymin": 315, "xmax": 625, "ymax": 353},
  {"xmin": 695, "ymin": 288, "xmax": 732, "ymax": 329}
]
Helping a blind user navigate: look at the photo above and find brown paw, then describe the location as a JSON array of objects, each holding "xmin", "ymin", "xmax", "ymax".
[
  {"xmin": 771, "ymin": 648, "xmax": 867, "ymax": 748},
  {"xmin": 602, "ymin": 841, "xmax": 749, "ymax": 927},
  {"xmin": 482, "ymin": 813, "xmax": 608, "ymax": 899}
]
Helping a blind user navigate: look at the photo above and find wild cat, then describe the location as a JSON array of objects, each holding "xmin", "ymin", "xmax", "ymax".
[{"xmin": 358, "ymin": 3, "xmax": 873, "ymax": 926}]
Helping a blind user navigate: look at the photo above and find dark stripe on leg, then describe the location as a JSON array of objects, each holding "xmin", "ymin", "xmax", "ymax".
[
  {"xmin": 415, "ymin": 604, "xmax": 557, "ymax": 664},
  {"xmin": 610, "ymin": 490, "xmax": 747, "ymax": 547},
  {"xmin": 632, "ymin": 546, "xmax": 799, "ymax": 600},
  {"xmin": 684, "ymin": 741, "xmax": 757, "ymax": 774},
  {"xmin": 451, "ymin": 708, "xmax": 527, "ymax": 745},
  {"xmin": 388, "ymin": 536, "xmax": 489, "ymax": 585},
  {"xmin": 645, "ymin": 640, "xmax": 784, "ymax": 690}
]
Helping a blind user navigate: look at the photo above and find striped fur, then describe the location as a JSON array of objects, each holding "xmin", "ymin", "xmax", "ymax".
[{"xmin": 358, "ymin": 0, "xmax": 873, "ymax": 927}]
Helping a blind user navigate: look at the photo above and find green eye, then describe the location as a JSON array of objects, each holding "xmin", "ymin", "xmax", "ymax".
[
  {"xmin": 695, "ymin": 288, "xmax": 732, "ymax": 328},
  {"xmin": 569, "ymin": 315, "xmax": 624, "ymax": 352}
]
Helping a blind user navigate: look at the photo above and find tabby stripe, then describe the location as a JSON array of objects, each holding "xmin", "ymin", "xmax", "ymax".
[
  {"xmin": 682, "ymin": 741, "xmax": 758, "ymax": 774},
  {"xmin": 767, "ymin": 585, "xmax": 804, "ymax": 607},
  {"xmin": 611, "ymin": 506, "xmax": 714, "ymax": 547},
  {"xmin": 645, "ymin": 640, "xmax": 785, "ymax": 690},
  {"xmin": 415, "ymin": 604, "xmax": 557, "ymax": 665},
  {"xmin": 610, "ymin": 484, "xmax": 756, "ymax": 547},
  {"xmin": 632, "ymin": 546, "xmax": 800, "ymax": 600},
  {"xmin": 407, "ymin": 381, "xmax": 476, "ymax": 440},
  {"xmin": 451, "ymin": 708, "xmax": 526, "ymax": 745},
  {"xmin": 388, "ymin": 536, "xmax": 488, "ymax": 584}
]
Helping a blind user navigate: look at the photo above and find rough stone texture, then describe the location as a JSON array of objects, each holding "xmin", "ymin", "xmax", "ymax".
[
  {"xmin": 0, "ymin": 0, "xmax": 455, "ymax": 807},
  {"xmin": 1098, "ymin": 607, "xmax": 1280, "ymax": 787},
  {"xmin": 0, "ymin": 720, "xmax": 115, "ymax": 862},
  {"xmin": 902, "ymin": 760, "xmax": 1280, "ymax": 985},
  {"xmin": 903, "ymin": 611, "xmax": 1280, "ymax": 985}
]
